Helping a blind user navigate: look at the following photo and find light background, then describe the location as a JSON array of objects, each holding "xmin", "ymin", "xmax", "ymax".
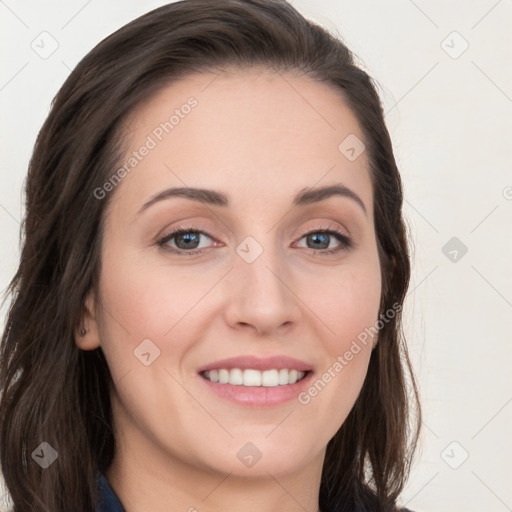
[{"xmin": 0, "ymin": 1, "xmax": 511, "ymax": 511}]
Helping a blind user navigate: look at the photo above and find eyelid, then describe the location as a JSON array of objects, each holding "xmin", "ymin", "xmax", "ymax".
[
  {"xmin": 296, "ymin": 222, "xmax": 349, "ymax": 239},
  {"xmin": 156, "ymin": 226, "xmax": 218, "ymax": 251}
]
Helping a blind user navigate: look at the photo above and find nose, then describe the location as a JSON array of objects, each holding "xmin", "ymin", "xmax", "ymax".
[{"xmin": 223, "ymin": 241, "xmax": 302, "ymax": 337}]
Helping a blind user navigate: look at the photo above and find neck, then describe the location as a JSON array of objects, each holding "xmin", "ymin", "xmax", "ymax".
[{"xmin": 106, "ymin": 414, "xmax": 324, "ymax": 512}]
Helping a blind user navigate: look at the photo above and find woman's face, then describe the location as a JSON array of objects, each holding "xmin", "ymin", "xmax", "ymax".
[{"xmin": 81, "ymin": 68, "xmax": 381, "ymax": 479}]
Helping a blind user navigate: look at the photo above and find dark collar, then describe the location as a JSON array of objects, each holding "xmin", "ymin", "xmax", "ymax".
[{"xmin": 97, "ymin": 473, "xmax": 125, "ymax": 512}]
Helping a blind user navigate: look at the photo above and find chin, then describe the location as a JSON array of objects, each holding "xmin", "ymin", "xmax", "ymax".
[{"xmin": 202, "ymin": 437, "xmax": 319, "ymax": 478}]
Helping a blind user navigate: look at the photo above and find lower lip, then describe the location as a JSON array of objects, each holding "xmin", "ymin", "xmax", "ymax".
[{"xmin": 198, "ymin": 371, "xmax": 314, "ymax": 407}]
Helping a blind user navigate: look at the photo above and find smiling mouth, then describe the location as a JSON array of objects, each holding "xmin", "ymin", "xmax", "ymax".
[{"xmin": 201, "ymin": 368, "xmax": 310, "ymax": 387}]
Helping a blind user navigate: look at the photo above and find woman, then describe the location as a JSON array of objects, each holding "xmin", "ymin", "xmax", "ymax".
[{"xmin": 0, "ymin": 1, "xmax": 421, "ymax": 511}]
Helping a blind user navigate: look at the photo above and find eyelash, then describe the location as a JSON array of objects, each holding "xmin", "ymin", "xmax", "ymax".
[{"xmin": 156, "ymin": 225, "xmax": 353, "ymax": 256}]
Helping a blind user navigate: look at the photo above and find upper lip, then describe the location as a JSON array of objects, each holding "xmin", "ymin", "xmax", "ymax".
[{"xmin": 197, "ymin": 355, "xmax": 313, "ymax": 373}]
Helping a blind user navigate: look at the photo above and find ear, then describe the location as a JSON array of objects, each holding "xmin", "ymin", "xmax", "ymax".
[{"xmin": 75, "ymin": 290, "xmax": 101, "ymax": 350}]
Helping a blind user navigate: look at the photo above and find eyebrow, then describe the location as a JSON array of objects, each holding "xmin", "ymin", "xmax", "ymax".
[{"xmin": 137, "ymin": 183, "xmax": 367, "ymax": 216}]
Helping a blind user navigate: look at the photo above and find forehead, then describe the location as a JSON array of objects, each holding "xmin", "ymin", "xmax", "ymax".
[{"xmin": 108, "ymin": 68, "xmax": 372, "ymax": 218}]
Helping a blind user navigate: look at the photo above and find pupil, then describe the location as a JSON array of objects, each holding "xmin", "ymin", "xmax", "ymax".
[
  {"xmin": 309, "ymin": 233, "xmax": 328, "ymax": 249},
  {"xmin": 177, "ymin": 232, "xmax": 199, "ymax": 249}
]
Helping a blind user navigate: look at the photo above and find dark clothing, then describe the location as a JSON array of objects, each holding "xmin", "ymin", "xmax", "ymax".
[{"xmin": 96, "ymin": 474, "xmax": 125, "ymax": 512}]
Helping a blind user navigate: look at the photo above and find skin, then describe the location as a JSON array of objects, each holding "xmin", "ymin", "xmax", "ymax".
[{"xmin": 76, "ymin": 68, "xmax": 382, "ymax": 512}]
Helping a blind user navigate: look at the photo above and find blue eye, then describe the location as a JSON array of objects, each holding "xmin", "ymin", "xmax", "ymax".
[
  {"xmin": 158, "ymin": 228, "xmax": 212, "ymax": 254},
  {"xmin": 298, "ymin": 229, "xmax": 353, "ymax": 254},
  {"xmin": 157, "ymin": 226, "xmax": 352, "ymax": 256}
]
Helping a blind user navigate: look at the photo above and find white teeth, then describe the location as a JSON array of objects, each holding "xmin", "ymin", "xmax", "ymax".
[
  {"xmin": 261, "ymin": 369, "xmax": 278, "ymax": 387},
  {"xmin": 244, "ymin": 369, "xmax": 261, "ymax": 386},
  {"xmin": 203, "ymin": 368, "xmax": 307, "ymax": 387},
  {"xmin": 278, "ymin": 369, "xmax": 289, "ymax": 385},
  {"xmin": 229, "ymin": 368, "xmax": 243, "ymax": 385},
  {"xmin": 218, "ymin": 369, "xmax": 229, "ymax": 384}
]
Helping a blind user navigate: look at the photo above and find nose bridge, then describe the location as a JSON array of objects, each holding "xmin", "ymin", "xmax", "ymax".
[
  {"xmin": 241, "ymin": 235, "xmax": 284, "ymax": 299},
  {"xmin": 225, "ymin": 232, "xmax": 301, "ymax": 335}
]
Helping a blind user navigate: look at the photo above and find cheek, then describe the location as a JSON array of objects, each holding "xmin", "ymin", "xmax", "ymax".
[
  {"xmin": 303, "ymin": 252, "xmax": 381, "ymax": 403},
  {"xmin": 297, "ymin": 261, "xmax": 381, "ymax": 434},
  {"xmin": 97, "ymin": 245, "xmax": 212, "ymax": 337},
  {"xmin": 95, "ymin": 251, "xmax": 205, "ymax": 437},
  {"xmin": 313, "ymin": 254, "xmax": 382, "ymax": 353},
  {"xmin": 94, "ymin": 246, "xmax": 194, "ymax": 384}
]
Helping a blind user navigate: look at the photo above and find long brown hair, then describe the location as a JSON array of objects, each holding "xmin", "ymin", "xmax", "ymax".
[{"xmin": 0, "ymin": 1, "xmax": 421, "ymax": 510}]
